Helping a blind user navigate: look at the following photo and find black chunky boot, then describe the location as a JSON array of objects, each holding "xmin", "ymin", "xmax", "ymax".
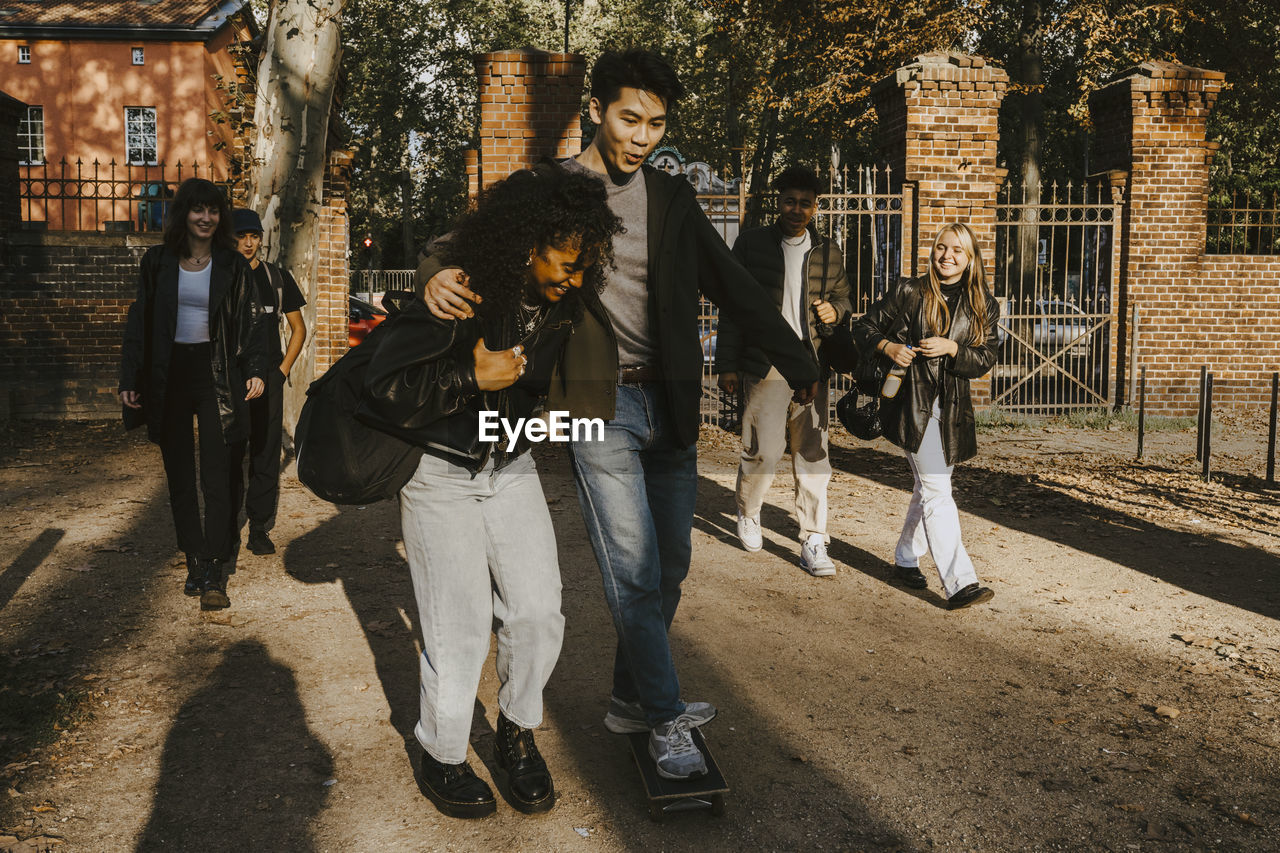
[
  {"xmin": 183, "ymin": 555, "xmax": 202, "ymax": 596},
  {"xmin": 494, "ymin": 712, "xmax": 554, "ymax": 814},
  {"xmin": 199, "ymin": 559, "xmax": 230, "ymax": 610},
  {"xmin": 415, "ymin": 750, "xmax": 496, "ymax": 819}
]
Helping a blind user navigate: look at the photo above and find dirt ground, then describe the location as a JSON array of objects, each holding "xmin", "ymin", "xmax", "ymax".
[{"xmin": 1, "ymin": 411, "xmax": 1277, "ymax": 852}]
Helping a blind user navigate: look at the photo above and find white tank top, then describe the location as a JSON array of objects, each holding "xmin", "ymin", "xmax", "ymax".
[{"xmin": 175, "ymin": 264, "xmax": 212, "ymax": 343}]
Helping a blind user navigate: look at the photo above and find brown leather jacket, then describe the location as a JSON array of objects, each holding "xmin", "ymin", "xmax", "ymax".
[{"xmin": 851, "ymin": 276, "xmax": 1000, "ymax": 465}]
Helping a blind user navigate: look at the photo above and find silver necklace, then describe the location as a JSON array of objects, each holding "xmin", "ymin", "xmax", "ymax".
[
  {"xmin": 518, "ymin": 300, "xmax": 544, "ymax": 333},
  {"xmin": 782, "ymin": 232, "xmax": 808, "ymax": 247}
]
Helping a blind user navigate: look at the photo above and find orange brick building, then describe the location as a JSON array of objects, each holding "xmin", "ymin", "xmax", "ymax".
[{"xmin": 0, "ymin": 0, "xmax": 254, "ymax": 230}]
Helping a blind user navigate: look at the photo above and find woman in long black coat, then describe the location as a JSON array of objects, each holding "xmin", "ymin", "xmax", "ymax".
[{"xmin": 119, "ymin": 178, "xmax": 266, "ymax": 610}]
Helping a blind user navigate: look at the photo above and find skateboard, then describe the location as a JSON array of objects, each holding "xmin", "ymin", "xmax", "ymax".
[{"xmin": 626, "ymin": 728, "xmax": 729, "ymax": 822}]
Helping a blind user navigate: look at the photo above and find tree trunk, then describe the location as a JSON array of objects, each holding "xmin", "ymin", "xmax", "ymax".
[
  {"xmin": 248, "ymin": 0, "xmax": 345, "ymax": 434},
  {"xmin": 1016, "ymin": 0, "xmax": 1043, "ymax": 302}
]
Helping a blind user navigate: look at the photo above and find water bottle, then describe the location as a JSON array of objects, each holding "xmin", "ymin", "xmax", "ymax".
[{"xmin": 881, "ymin": 346, "xmax": 911, "ymax": 399}]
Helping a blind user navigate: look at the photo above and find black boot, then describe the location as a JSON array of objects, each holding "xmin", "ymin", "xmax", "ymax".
[
  {"xmin": 494, "ymin": 712, "xmax": 554, "ymax": 813},
  {"xmin": 415, "ymin": 750, "xmax": 496, "ymax": 819},
  {"xmin": 199, "ymin": 559, "xmax": 231, "ymax": 610},
  {"xmin": 183, "ymin": 555, "xmax": 202, "ymax": 596},
  {"xmin": 247, "ymin": 529, "xmax": 275, "ymax": 555}
]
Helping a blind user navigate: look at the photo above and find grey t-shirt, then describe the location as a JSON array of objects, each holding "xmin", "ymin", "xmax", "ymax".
[{"xmin": 562, "ymin": 158, "xmax": 658, "ymax": 366}]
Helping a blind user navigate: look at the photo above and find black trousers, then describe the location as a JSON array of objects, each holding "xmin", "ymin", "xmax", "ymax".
[
  {"xmin": 230, "ymin": 367, "xmax": 284, "ymax": 533},
  {"xmin": 159, "ymin": 343, "xmax": 236, "ymax": 562}
]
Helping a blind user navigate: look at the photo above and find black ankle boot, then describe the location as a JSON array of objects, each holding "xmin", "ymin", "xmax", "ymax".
[
  {"xmin": 415, "ymin": 750, "xmax": 496, "ymax": 819},
  {"xmin": 199, "ymin": 559, "xmax": 230, "ymax": 610},
  {"xmin": 183, "ymin": 555, "xmax": 202, "ymax": 596},
  {"xmin": 494, "ymin": 712, "xmax": 554, "ymax": 813}
]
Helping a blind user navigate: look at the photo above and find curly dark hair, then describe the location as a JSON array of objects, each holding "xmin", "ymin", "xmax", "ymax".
[
  {"xmin": 163, "ymin": 178, "xmax": 235, "ymax": 256},
  {"xmin": 773, "ymin": 165, "xmax": 822, "ymax": 196},
  {"xmin": 441, "ymin": 165, "xmax": 623, "ymax": 317}
]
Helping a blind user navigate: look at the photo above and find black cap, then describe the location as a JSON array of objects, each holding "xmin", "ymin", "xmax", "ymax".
[{"xmin": 232, "ymin": 208, "xmax": 263, "ymax": 234}]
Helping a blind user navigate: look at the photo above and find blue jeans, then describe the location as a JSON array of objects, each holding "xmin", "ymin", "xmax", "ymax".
[{"xmin": 569, "ymin": 383, "xmax": 698, "ymax": 727}]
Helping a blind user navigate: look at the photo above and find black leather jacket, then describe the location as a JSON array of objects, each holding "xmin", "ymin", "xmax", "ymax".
[
  {"xmin": 119, "ymin": 244, "xmax": 266, "ymax": 444},
  {"xmin": 357, "ymin": 296, "xmax": 578, "ymax": 474},
  {"xmin": 851, "ymin": 276, "xmax": 1000, "ymax": 465}
]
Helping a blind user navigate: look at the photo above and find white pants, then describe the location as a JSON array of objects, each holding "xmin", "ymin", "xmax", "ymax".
[
  {"xmin": 894, "ymin": 402, "xmax": 979, "ymax": 597},
  {"xmin": 399, "ymin": 451, "xmax": 565, "ymax": 764},
  {"xmin": 736, "ymin": 366, "xmax": 831, "ymax": 542}
]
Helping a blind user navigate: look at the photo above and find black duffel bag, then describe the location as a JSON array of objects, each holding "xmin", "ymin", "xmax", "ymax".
[{"xmin": 294, "ymin": 296, "xmax": 423, "ymax": 505}]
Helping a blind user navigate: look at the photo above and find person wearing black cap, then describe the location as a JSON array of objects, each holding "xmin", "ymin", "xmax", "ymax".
[{"xmin": 231, "ymin": 208, "xmax": 308, "ymax": 555}]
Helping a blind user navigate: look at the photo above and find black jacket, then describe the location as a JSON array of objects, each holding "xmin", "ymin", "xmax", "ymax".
[
  {"xmin": 119, "ymin": 244, "xmax": 266, "ymax": 444},
  {"xmin": 851, "ymin": 276, "xmax": 1001, "ymax": 465},
  {"xmin": 358, "ymin": 295, "xmax": 578, "ymax": 473},
  {"xmin": 716, "ymin": 222, "xmax": 852, "ymax": 379},
  {"xmin": 415, "ymin": 164, "xmax": 820, "ymax": 449}
]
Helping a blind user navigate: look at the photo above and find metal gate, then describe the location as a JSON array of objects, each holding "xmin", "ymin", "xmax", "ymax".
[{"xmin": 991, "ymin": 181, "xmax": 1123, "ymax": 414}]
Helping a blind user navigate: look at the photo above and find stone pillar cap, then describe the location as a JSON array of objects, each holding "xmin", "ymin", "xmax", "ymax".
[{"xmin": 1105, "ymin": 60, "xmax": 1225, "ymax": 86}]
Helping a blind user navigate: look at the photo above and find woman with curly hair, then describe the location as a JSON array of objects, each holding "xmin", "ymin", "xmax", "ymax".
[
  {"xmin": 119, "ymin": 178, "xmax": 265, "ymax": 611},
  {"xmin": 360, "ymin": 164, "xmax": 621, "ymax": 819},
  {"xmin": 852, "ymin": 222, "xmax": 1000, "ymax": 611}
]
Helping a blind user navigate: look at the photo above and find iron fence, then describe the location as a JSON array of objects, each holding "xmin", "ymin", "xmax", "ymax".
[
  {"xmin": 1206, "ymin": 191, "xmax": 1280, "ymax": 255},
  {"xmin": 991, "ymin": 180, "xmax": 1123, "ymax": 414},
  {"xmin": 18, "ymin": 158, "xmax": 232, "ymax": 232}
]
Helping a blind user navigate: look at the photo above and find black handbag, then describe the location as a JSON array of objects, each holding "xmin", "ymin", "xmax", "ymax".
[
  {"xmin": 295, "ymin": 317, "xmax": 424, "ymax": 505},
  {"xmin": 836, "ymin": 389, "xmax": 883, "ymax": 440}
]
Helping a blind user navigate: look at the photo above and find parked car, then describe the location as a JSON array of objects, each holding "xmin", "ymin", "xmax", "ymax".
[
  {"xmin": 349, "ymin": 295, "xmax": 387, "ymax": 347},
  {"xmin": 1033, "ymin": 299, "xmax": 1092, "ymax": 358}
]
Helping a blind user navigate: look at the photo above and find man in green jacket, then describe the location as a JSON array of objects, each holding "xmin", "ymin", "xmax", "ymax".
[
  {"xmin": 420, "ymin": 49, "xmax": 819, "ymax": 781},
  {"xmin": 715, "ymin": 166, "xmax": 851, "ymax": 576}
]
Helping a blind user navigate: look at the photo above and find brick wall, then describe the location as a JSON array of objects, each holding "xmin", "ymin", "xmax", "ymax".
[
  {"xmin": 472, "ymin": 49, "xmax": 585, "ymax": 192},
  {"xmin": 0, "ymin": 230, "xmax": 158, "ymax": 420},
  {"xmin": 1089, "ymin": 61, "xmax": 1278, "ymax": 414}
]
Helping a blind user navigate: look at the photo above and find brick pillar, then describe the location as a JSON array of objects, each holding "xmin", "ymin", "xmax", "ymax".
[
  {"xmin": 872, "ymin": 52, "xmax": 1009, "ymax": 280},
  {"xmin": 473, "ymin": 49, "xmax": 585, "ymax": 192},
  {"xmin": 1089, "ymin": 61, "xmax": 1226, "ymax": 415},
  {"xmin": 0, "ymin": 92, "xmax": 25, "ymax": 234}
]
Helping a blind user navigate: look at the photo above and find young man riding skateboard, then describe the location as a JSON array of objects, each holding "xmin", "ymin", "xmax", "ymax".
[{"xmin": 420, "ymin": 49, "xmax": 820, "ymax": 781}]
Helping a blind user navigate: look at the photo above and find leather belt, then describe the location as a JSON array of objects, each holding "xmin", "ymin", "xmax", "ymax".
[{"xmin": 618, "ymin": 365, "xmax": 663, "ymax": 384}]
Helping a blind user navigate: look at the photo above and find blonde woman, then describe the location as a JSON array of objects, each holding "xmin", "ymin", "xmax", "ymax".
[{"xmin": 852, "ymin": 223, "xmax": 1000, "ymax": 610}]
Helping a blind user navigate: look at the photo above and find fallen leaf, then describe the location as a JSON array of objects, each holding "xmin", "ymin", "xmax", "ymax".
[
  {"xmin": 1154, "ymin": 706, "xmax": 1181, "ymax": 720},
  {"xmin": 900, "ymin": 746, "xmax": 918, "ymax": 756}
]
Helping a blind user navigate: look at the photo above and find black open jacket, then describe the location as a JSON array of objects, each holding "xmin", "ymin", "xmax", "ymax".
[
  {"xmin": 715, "ymin": 221, "xmax": 852, "ymax": 379},
  {"xmin": 851, "ymin": 276, "xmax": 1001, "ymax": 465},
  {"xmin": 416, "ymin": 163, "xmax": 821, "ymax": 449},
  {"xmin": 119, "ymin": 244, "xmax": 266, "ymax": 444},
  {"xmin": 357, "ymin": 295, "xmax": 578, "ymax": 473}
]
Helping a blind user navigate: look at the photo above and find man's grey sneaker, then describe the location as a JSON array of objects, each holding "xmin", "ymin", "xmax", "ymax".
[
  {"xmin": 603, "ymin": 696, "xmax": 718, "ymax": 734},
  {"xmin": 648, "ymin": 717, "xmax": 707, "ymax": 780},
  {"xmin": 736, "ymin": 513, "xmax": 763, "ymax": 552},
  {"xmin": 800, "ymin": 534, "xmax": 836, "ymax": 577}
]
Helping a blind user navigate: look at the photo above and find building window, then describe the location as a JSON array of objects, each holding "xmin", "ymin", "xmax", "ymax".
[
  {"xmin": 132, "ymin": 47, "xmax": 144, "ymax": 65},
  {"xmin": 125, "ymin": 107, "xmax": 158, "ymax": 165},
  {"xmin": 18, "ymin": 46, "xmax": 30, "ymax": 64},
  {"xmin": 19, "ymin": 106, "xmax": 44, "ymax": 165}
]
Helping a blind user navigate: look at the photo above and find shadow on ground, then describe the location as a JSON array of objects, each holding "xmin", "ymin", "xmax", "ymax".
[{"xmin": 134, "ymin": 640, "xmax": 333, "ymax": 852}]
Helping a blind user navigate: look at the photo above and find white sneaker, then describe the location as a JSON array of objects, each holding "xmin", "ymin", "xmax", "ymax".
[
  {"xmin": 603, "ymin": 696, "xmax": 718, "ymax": 734},
  {"xmin": 736, "ymin": 513, "xmax": 762, "ymax": 552},
  {"xmin": 648, "ymin": 717, "xmax": 707, "ymax": 780},
  {"xmin": 800, "ymin": 534, "xmax": 836, "ymax": 577}
]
